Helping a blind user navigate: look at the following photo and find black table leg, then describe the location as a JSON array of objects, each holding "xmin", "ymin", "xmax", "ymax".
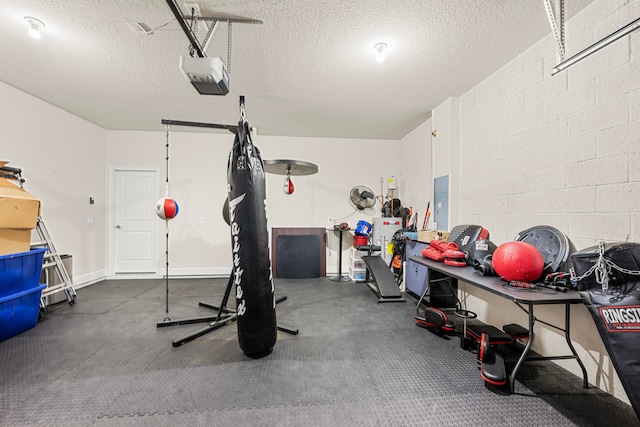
[{"xmin": 330, "ymin": 228, "xmax": 351, "ymax": 282}]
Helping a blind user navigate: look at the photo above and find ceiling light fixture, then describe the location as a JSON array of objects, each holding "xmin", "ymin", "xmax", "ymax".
[
  {"xmin": 374, "ymin": 43, "xmax": 387, "ymax": 63},
  {"xmin": 24, "ymin": 16, "xmax": 45, "ymax": 40}
]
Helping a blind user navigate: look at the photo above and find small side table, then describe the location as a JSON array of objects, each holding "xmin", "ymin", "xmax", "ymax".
[{"xmin": 329, "ymin": 228, "xmax": 351, "ymax": 282}]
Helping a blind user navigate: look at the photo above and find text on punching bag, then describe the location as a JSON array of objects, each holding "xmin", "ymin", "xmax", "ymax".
[{"xmin": 229, "ymin": 193, "xmax": 247, "ymax": 316}]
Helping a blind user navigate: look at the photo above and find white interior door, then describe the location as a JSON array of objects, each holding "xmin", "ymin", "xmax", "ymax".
[{"xmin": 113, "ymin": 169, "xmax": 157, "ymax": 273}]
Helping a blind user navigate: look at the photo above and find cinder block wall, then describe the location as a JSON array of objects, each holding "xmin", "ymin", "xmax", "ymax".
[{"xmin": 457, "ymin": 0, "xmax": 640, "ymax": 404}]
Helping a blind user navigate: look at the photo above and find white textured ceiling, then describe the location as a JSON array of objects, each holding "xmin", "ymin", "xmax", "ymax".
[{"xmin": 0, "ymin": 1, "xmax": 594, "ymax": 139}]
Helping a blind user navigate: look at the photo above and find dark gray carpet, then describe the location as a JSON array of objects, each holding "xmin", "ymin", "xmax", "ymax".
[{"xmin": 0, "ymin": 277, "xmax": 637, "ymax": 426}]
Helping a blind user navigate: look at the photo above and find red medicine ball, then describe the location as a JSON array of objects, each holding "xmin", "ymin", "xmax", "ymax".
[{"xmin": 492, "ymin": 241, "xmax": 544, "ymax": 282}]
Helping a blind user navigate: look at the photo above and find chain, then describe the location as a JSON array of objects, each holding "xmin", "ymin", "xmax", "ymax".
[
  {"xmin": 571, "ymin": 241, "xmax": 640, "ymax": 295},
  {"xmin": 227, "ymin": 22, "xmax": 233, "ymax": 74}
]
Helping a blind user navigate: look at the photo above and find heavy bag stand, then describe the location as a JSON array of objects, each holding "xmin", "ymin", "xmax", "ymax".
[
  {"xmin": 156, "ymin": 96, "xmax": 298, "ymax": 348},
  {"xmin": 157, "ymin": 273, "xmax": 297, "ymax": 348}
]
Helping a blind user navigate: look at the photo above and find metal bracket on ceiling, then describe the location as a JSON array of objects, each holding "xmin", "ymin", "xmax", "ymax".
[
  {"xmin": 544, "ymin": 0, "xmax": 565, "ymax": 65},
  {"xmin": 165, "ymin": 0, "xmax": 263, "ymax": 72},
  {"xmin": 552, "ymin": 16, "xmax": 640, "ymax": 75},
  {"xmin": 546, "ymin": 0, "xmax": 640, "ymax": 76}
]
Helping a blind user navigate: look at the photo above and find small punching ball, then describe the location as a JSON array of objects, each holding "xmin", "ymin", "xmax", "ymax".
[
  {"xmin": 156, "ymin": 197, "xmax": 179, "ymax": 220},
  {"xmin": 283, "ymin": 176, "xmax": 294, "ymax": 194},
  {"xmin": 227, "ymin": 116, "xmax": 277, "ymax": 358}
]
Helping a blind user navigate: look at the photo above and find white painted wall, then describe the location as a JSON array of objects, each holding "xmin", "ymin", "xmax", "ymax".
[
  {"xmin": 105, "ymin": 130, "xmax": 402, "ymax": 277},
  {"xmin": 432, "ymin": 98, "xmax": 461, "ymax": 229},
  {"xmin": 399, "ymin": 118, "xmax": 433, "ymax": 226},
  {"xmin": 2, "ymin": 80, "xmax": 404, "ymax": 282},
  {"xmin": 418, "ymin": 0, "xmax": 640, "ymax": 405},
  {"xmin": 0, "ymin": 81, "xmax": 107, "ymax": 286}
]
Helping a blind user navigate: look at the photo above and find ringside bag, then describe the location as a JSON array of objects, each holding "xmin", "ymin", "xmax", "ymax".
[{"xmin": 571, "ymin": 242, "xmax": 640, "ymax": 417}]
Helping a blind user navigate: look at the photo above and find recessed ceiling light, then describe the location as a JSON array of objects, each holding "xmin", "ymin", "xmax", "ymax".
[
  {"xmin": 374, "ymin": 43, "xmax": 387, "ymax": 63},
  {"xmin": 24, "ymin": 16, "xmax": 45, "ymax": 39}
]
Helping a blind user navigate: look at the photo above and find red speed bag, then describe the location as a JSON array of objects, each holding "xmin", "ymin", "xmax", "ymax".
[
  {"xmin": 492, "ymin": 241, "xmax": 544, "ymax": 282},
  {"xmin": 283, "ymin": 176, "xmax": 294, "ymax": 194}
]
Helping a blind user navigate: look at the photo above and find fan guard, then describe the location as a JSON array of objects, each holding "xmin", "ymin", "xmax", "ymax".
[{"xmin": 350, "ymin": 186, "xmax": 376, "ymax": 210}]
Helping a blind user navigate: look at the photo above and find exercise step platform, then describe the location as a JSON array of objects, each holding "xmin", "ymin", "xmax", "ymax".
[
  {"xmin": 503, "ymin": 323, "xmax": 529, "ymax": 341},
  {"xmin": 479, "ymin": 333, "xmax": 507, "ymax": 388},
  {"xmin": 466, "ymin": 323, "xmax": 513, "ymax": 345},
  {"xmin": 362, "ymin": 255, "xmax": 405, "ymax": 303},
  {"xmin": 415, "ymin": 307, "xmax": 456, "ymax": 334}
]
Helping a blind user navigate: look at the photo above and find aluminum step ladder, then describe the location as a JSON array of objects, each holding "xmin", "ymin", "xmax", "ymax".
[
  {"xmin": 32, "ymin": 217, "xmax": 77, "ymax": 308},
  {"xmin": 0, "ymin": 164, "xmax": 77, "ymax": 308}
]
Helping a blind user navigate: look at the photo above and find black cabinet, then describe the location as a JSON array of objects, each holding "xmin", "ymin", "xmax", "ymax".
[{"xmin": 405, "ymin": 240, "xmax": 458, "ymax": 308}]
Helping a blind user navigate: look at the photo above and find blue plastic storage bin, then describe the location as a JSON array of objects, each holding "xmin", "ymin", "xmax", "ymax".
[
  {"xmin": 0, "ymin": 248, "xmax": 47, "ymax": 297},
  {"xmin": 0, "ymin": 284, "xmax": 45, "ymax": 342},
  {"xmin": 355, "ymin": 220, "xmax": 372, "ymax": 236}
]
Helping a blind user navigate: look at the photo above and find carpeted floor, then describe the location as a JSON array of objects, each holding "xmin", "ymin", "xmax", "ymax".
[{"xmin": 0, "ymin": 277, "xmax": 637, "ymax": 426}]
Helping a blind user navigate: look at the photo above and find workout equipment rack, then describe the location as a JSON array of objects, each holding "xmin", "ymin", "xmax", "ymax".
[{"xmin": 32, "ymin": 217, "xmax": 77, "ymax": 308}]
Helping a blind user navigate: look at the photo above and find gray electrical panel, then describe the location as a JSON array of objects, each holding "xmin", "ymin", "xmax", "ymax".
[{"xmin": 434, "ymin": 175, "xmax": 449, "ymax": 231}]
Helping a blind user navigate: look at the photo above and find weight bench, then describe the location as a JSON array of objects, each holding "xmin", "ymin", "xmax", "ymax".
[{"xmin": 361, "ymin": 254, "xmax": 405, "ymax": 303}]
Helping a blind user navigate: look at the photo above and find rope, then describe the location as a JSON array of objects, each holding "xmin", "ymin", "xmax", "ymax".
[
  {"xmin": 165, "ymin": 126, "xmax": 170, "ymax": 197},
  {"xmin": 227, "ymin": 21, "xmax": 233, "ymax": 73}
]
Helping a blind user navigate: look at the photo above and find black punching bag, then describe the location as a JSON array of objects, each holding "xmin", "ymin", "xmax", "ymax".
[
  {"xmin": 571, "ymin": 242, "xmax": 640, "ymax": 417},
  {"xmin": 227, "ymin": 119, "xmax": 277, "ymax": 357}
]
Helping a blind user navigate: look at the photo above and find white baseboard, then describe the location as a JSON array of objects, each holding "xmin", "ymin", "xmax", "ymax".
[
  {"xmin": 74, "ymin": 267, "xmax": 234, "ymax": 286},
  {"xmin": 73, "ymin": 269, "xmax": 107, "ymax": 289},
  {"xmin": 156, "ymin": 266, "xmax": 232, "ymax": 278}
]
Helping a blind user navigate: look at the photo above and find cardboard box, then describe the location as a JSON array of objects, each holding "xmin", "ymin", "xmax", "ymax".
[
  {"xmin": 0, "ymin": 229, "xmax": 33, "ymax": 256},
  {"xmin": 417, "ymin": 230, "xmax": 450, "ymax": 243},
  {"xmin": 0, "ymin": 167, "xmax": 41, "ymax": 256}
]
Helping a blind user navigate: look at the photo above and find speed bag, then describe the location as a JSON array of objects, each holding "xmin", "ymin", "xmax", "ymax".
[
  {"xmin": 571, "ymin": 242, "xmax": 640, "ymax": 417},
  {"xmin": 227, "ymin": 120, "xmax": 277, "ymax": 357}
]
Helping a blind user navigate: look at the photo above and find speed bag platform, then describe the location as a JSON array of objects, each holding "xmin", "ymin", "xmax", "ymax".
[
  {"xmin": 227, "ymin": 119, "xmax": 277, "ymax": 357},
  {"xmin": 571, "ymin": 242, "xmax": 640, "ymax": 417}
]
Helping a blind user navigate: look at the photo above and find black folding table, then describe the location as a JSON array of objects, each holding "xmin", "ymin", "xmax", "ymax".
[{"xmin": 410, "ymin": 256, "xmax": 589, "ymax": 393}]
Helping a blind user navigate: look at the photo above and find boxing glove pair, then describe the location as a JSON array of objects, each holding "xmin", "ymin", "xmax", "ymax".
[{"xmin": 421, "ymin": 239, "xmax": 466, "ymax": 267}]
